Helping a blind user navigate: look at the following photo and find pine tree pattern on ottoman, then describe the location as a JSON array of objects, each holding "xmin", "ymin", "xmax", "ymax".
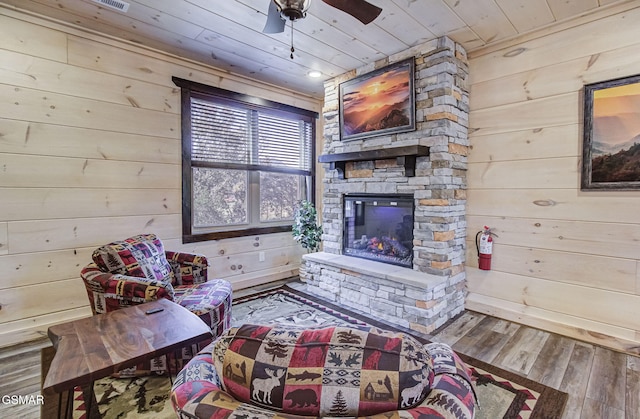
[
  {"xmin": 212, "ymin": 324, "xmax": 435, "ymax": 417},
  {"xmin": 171, "ymin": 323, "xmax": 477, "ymax": 419}
]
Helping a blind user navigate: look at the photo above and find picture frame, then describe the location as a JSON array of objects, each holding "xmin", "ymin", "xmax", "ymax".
[
  {"xmin": 582, "ymin": 74, "xmax": 640, "ymax": 190},
  {"xmin": 339, "ymin": 58, "xmax": 415, "ymax": 141}
]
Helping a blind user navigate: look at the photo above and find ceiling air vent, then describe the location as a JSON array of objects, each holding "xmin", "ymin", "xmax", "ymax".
[{"xmin": 91, "ymin": 0, "xmax": 130, "ymax": 12}]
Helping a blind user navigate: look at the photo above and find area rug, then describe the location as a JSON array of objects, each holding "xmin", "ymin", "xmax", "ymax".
[
  {"xmin": 231, "ymin": 285, "xmax": 568, "ymax": 419},
  {"xmin": 67, "ymin": 284, "xmax": 567, "ymax": 418},
  {"xmin": 71, "ymin": 374, "xmax": 175, "ymax": 419}
]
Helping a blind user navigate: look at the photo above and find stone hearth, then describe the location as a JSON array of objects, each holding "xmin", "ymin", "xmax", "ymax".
[
  {"xmin": 303, "ymin": 252, "xmax": 462, "ymax": 333},
  {"xmin": 302, "ymin": 37, "xmax": 469, "ymax": 334}
]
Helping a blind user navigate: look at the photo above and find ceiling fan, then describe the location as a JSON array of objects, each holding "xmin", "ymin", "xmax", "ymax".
[{"xmin": 263, "ymin": 0, "xmax": 383, "ymax": 34}]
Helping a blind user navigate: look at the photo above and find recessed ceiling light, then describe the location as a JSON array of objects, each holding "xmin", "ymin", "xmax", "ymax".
[{"xmin": 307, "ymin": 70, "xmax": 322, "ymax": 78}]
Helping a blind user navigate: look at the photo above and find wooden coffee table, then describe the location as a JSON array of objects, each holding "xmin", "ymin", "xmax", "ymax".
[{"xmin": 43, "ymin": 298, "xmax": 212, "ymax": 414}]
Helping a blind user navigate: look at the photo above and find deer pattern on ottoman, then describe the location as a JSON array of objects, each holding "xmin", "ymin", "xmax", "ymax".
[
  {"xmin": 210, "ymin": 323, "xmax": 436, "ymax": 417},
  {"xmin": 171, "ymin": 323, "xmax": 477, "ymax": 419}
]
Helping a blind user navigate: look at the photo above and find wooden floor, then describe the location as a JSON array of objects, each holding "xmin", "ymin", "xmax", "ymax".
[
  {"xmin": 1, "ymin": 302, "xmax": 638, "ymax": 418},
  {"xmin": 431, "ymin": 311, "xmax": 640, "ymax": 419},
  {"xmin": 0, "ymin": 338, "xmax": 52, "ymax": 419}
]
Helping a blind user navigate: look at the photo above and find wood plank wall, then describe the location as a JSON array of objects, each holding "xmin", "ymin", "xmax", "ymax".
[
  {"xmin": 0, "ymin": 7, "xmax": 321, "ymax": 348},
  {"xmin": 466, "ymin": 4, "xmax": 640, "ymax": 355}
]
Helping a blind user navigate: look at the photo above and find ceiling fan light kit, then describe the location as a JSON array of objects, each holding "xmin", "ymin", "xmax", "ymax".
[
  {"xmin": 263, "ymin": 0, "xmax": 383, "ymax": 61},
  {"xmin": 274, "ymin": 0, "xmax": 311, "ymax": 21},
  {"xmin": 264, "ymin": 0, "xmax": 382, "ymax": 30}
]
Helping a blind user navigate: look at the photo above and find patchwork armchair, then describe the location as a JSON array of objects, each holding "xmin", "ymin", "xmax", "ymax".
[{"xmin": 80, "ymin": 233, "xmax": 233, "ymax": 375}]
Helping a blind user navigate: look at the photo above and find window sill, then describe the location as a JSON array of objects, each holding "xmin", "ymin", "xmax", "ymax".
[{"xmin": 184, "ymin": 225, "xmax": 292, "ymax": 243}]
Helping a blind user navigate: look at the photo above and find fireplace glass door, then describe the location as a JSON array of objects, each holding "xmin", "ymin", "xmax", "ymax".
[{"xmin": 343, "ymin": 194, "xmax": 413, "ymax": 267}]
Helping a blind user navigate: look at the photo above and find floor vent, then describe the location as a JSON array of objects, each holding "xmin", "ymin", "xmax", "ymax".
[{"xmin": 92, "ymin": 0, "xmax": 130, "ymax": 12}]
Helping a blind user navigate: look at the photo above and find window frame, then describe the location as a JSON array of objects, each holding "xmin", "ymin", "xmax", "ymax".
[{"xmin": 173, "ymin": 77, "xmax": 318, "ymax": 243}]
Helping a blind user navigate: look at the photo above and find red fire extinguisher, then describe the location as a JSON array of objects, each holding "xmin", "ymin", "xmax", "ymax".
[{"xmin": 476, "ymin": 226, "xmax": 497, "ymax": 270}]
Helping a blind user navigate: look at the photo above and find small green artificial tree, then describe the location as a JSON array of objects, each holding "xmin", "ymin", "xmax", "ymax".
[{"xmin": 292, "ymin": 200, "xmax": 322, "ymax": 253}]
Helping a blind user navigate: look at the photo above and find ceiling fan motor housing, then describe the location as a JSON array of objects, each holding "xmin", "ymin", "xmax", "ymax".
[{"xmin": 274, "ymin": 0, "xmax": 311, "ymax": 21}]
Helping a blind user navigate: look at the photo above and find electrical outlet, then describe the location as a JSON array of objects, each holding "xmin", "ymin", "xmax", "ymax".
[{"xmin": 259, "ymin": 251, "xmax": 265, "ymax": 262}]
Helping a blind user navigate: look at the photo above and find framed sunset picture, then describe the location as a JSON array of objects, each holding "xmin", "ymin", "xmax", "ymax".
[
  {"xmin": 582, "ymin": 74, "xmax": 640, "ymax": 190},
  {"xmin": 339, "ymin": 58, "xmax": 415, "ymax": 141}
]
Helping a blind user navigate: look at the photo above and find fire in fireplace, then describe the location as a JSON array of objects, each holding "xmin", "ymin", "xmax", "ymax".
[{"xmin": 343, "ymin": 194, "xmax": 414, "ymax": 268}]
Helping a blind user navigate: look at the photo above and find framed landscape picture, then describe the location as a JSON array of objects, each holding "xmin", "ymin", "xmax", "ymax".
[
  {"xmin": 339, "ymin": 58, "xmax": 415, "ymax": 141},
  {"xmin": 582, "ymin": 74, "xmax": 640, "ymax": 190}
]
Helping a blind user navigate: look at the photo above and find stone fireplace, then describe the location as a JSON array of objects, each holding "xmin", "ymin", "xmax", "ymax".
[{"xmin": 301, "ymin": 37, "xmax": 469, "ymax": 335}]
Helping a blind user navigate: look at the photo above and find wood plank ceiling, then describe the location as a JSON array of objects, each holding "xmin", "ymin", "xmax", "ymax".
[{"xmin": 0, "ymin": 0, "xmax": 626, "ymax": 98}]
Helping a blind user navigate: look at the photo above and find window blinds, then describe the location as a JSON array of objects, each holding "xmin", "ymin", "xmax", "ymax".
[{"xmin": 190, "ymin": 97, "xmax": 312, "ymax": 173}]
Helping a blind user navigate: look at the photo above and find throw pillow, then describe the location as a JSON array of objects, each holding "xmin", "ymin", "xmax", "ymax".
[{"xmin": 92, "ymin": 233, "xmax": 175, "ymax": 285}]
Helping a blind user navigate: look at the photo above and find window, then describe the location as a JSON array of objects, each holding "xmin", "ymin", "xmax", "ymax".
[{"xmin": 173, "ymin": 77, "xmax": 317, "ymax": 243}]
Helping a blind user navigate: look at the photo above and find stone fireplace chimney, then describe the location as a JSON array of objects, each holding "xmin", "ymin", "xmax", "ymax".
[{"xmin": 302, "ymin": 37, "xmax": 469, "ymax": 334}]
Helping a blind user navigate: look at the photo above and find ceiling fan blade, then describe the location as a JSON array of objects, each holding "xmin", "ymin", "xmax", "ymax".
[
  {"xmin": 263, "ymin": 0, "xmax": 286, "ymax": 33},
  {"xmin": 321, "ymin": 0, "xmax": 382, "ymax": 25}
]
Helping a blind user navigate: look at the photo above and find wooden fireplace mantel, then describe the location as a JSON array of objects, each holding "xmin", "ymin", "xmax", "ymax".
[{"xmin": 318, "ymin": 145, "xmax": 429, "ymax": 179}]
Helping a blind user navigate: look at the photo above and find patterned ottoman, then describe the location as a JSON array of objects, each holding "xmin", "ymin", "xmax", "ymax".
[{"xmin": 171, "ymin": 323, "xmax": 476, "ymax": 418}]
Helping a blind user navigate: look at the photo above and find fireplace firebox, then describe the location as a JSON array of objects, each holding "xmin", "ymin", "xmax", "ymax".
[{"xmin": 343, "ymin": 194, "xmax": 414, "ymax": 268}]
